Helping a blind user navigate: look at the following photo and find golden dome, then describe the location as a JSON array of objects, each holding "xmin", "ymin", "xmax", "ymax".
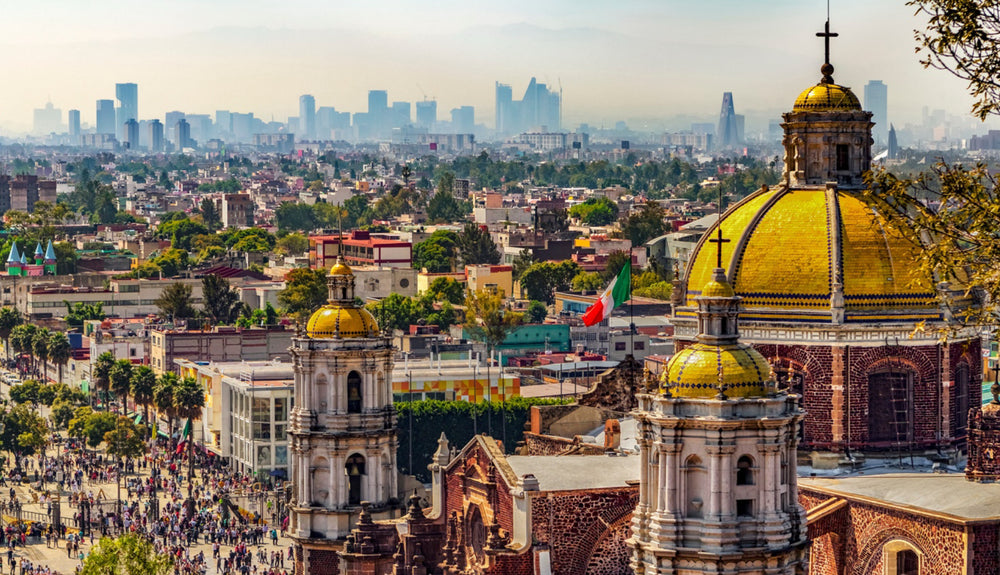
[
  {"xmin": 329, "ymin": 259, "xmax": 353, "ymax": 276},
  {"xmin": 793, "ymin": 83, "xmax": 862, "ymax": 112},
  {"xmin": 700, "ymin": 279, "xmax": 735, "ymax": 298},
  {"xmin": 681, "ymin": 186, "xmax": 963, "ymax": 324},
  {"xmin": 663, "ymin": 342, "xmax": 770, "ymax": 399},
  {"xmin": 306, "ymin": 305, "xmax": 379, "ymax": 338}
]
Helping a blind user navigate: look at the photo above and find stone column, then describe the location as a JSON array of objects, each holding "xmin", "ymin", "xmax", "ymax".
[{"xmin": 830, "ymin": 346, "xmax": 846, "ymax": 446}]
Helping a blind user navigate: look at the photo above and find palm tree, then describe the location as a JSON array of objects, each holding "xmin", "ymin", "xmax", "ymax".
[
  {"xmin": 47, "ymin": 332, "xmax": 72, "ymax": 384},
  {"xmin": 130, "ymin": 366, "xmax": 156, "ymax": 432},
  {"xmin": 109, "ymin": 360, "xmax": 133, "ymax": 414},
  {"xmin": 153, "ymin": 373, "xmax": 179, "ymax": 437},
  {"xmin": 173, "ymin": 376, "xmax": 205, "ymax": 519},
  {"xmin": 32, "ymin": 328, "xmax": 50, "ymax": 381},
  {"xmin": 0, "ymin": 308, "xmax": 22, "ymax": 362},
  {"xmin": 92, "ymin": 351, "xmax": 115, "ymax": 409}
]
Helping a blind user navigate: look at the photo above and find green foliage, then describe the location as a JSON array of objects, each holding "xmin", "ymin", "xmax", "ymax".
[
  {"xmin": 569, "ymin": 196, "xmax": 619, "ymax": 226},
  {"xmin": 201, "ymin": 274, "xmax": 242, "ymax": 324},
  {"xmin": 80, "ymin": 533, "xmax": 174, "ymax": 575},
  {"xmin": 196, "ymin": 178, "xmax": 241, "ymax": 193},
  {"xmin": 527, "ymin": 300, "xmax": 548, "ymax": 323},
  {"xmin": 278, "ymin": 268, "xmax": 328, "ymax": 321},
  {"xmin": 155, "ymin": 282, "xmax": 196, "ymax": 320},
  {"xmin": 621, "ymin": 201, "xmax": 669, "ymax": 247},
  {"xmin": 395, "ymin": 397, "xmax": 572, "ymax": 482},
  {"xmin": 456, "ymin": 222, "xmax": 500, "ymax": 265},
  {"xmin": 518, "ymin": 261, "xmax": 580, "ymax": 304},
  {"xmin": 413, "ymin": 230, "xmax": 458, "ymax": 273},
  {"xmin": 0, "ymin": 404, "xmax": 48, "ymax": 456}
]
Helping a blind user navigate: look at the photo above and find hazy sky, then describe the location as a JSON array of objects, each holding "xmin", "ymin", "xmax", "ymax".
[{"xmin": 0, "ymin": 0, "xmax": 985, "ymax": 134}]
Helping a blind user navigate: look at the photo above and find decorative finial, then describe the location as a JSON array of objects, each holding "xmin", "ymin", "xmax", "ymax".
[{"xmin": 816, "ymin": 19, "xmax": 839, "ymax": 84}]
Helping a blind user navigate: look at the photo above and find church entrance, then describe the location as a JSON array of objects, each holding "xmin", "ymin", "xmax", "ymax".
[{"xmin": 868, "ymin": 370, "xmax": 913, "ymax": 445}]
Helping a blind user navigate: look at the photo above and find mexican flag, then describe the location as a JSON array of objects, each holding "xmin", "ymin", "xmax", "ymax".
[{"xmin": 582, "ymin": 264, "xmax": 631, "ymax": 327}]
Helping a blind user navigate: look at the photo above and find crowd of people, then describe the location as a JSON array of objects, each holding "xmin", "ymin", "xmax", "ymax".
[{"xmin": 0, "ymin": 434, "xmax": 293, "ymax": 575}]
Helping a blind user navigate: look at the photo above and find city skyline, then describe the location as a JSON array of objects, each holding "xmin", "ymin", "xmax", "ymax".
[{"xmin": 0, "ymin": 0, "xmax": 991, "ymax": 134}]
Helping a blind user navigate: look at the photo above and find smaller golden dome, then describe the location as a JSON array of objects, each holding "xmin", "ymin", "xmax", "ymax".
[
  {"xmin": 306, "ymin": 305, "xmax": 379, "ymax": 338},
  {"xmin": 329, "ymin": 258, "xmax": 353, "ymax": 276},
  {"xmin": 700, "ymin": 279, "xmax": 735, "ymax": 298},
  {"xmin": 793, "ymin": 83, "xmax": 861, "ymax": 112},
  {"xmin": 664, "ymin": 343, "xmax": 770, "ymax": 399}
]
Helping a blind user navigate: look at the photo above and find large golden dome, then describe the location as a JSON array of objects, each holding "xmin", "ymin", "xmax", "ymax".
[
  {"xmin": 306, "ymin": 305, "xmax": 380, "ymax": 338},
  {"xmin": 793, "ymin": 82, "xmax": 861, "ymax": 112},
  {"xmin": 681, "ymin": 186, "xmax": 968, "ymax": 324},
  {"xmin": 663, "ymin": 343, "xmax": 770, "ymax": 399}
]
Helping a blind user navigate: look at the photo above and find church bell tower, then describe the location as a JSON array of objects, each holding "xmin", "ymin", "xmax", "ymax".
[{"xmin": 289, "ymin": 257, "xmax": 398, "ymax": 575}]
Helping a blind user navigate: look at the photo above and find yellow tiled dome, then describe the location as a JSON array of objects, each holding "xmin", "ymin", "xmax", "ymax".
[
  {"xmin": 793, "ymin": 83, "xmax": 862, "ymax": 112},
  {"xmin": 663, "ymin": 343, "xmax": 770, "ymax": 399},
  {"xmin": 306, "ymin": 305, "xmax": 379, "ymax": 338},
  {"xmin": 682, "ymin": 187, "xmax": 953, "ymax": 323}
]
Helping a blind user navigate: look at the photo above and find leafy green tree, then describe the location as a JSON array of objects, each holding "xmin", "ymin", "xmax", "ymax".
[
  {"xmin": 201, "ymin": 274, "xmax": 242, "ymax": 324},
  {"xmin": 155, "ymin": 282, "xmax": 196, "ymax": 320},
  {"xmin": 569, "ymin": 196, "xmax": 618, "ymax": 226},
  {"xmin": 571, "ymin": 271, "xmax": 604, "ymax": 292},
  {"xmin": 527, "ymin": 300, "xmax": 548, "ymax": 323},
  {"xmin": 413, "ymin": 230, "xmax": 458, "ymax": 273},
  {"xmin": 0, "ymin": 307, "xmax": 21, "ymax": 361},
  {"xmin": 80, "ymin": 532, "xmax": 174, "ymax": 575},
  {"xmin": 47, "ymin": 332, "xmax": 72, "ymax": 384},
  {"xmin": 92, "ymin": 351, "xmax": 115, "ymax": 408},
  {"xmin": 279, "ymin": 268, "xmax": 328, "ymax": 322},
  {"xmin": 456, "ymin": 222, "xmax": 500, "ymax": 265},
  {"xmin": 130, "ymin": 365, "xmax": 157, "ymax": 428},
  {"xmin": 109, "ymin": 359, "xmax": 133, "ymax": 412},
  {"xmin": 275, "ymin": 233, "xmax": 309, "ymax": 256},
  {"xmin": 621, "ymin": 201, "xmax": 669, "ymax": 247},
  {"xmin": 200, "ymin": 197, "xmax": 221, "ymax": 231},
  {"xmin": 64, "ymin": 301, "xmax": 105, "ymax": 329},
  {"xmin": 0, "ymin": 403, "xmax": 48, "ymax": 456},
  {"xmin": 275, "ymin": 202, "xmax": 318, "ymax": 233}
]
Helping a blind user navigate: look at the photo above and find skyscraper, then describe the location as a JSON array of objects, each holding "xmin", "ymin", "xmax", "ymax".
[
  {"xmin": 864, "ymin": 80, "xmax": 888, "ymax": 144},
  {"xmin": 299, "ymin": 95, "xmax": 316, "ymax": 140},
  {"xmin": 415, "ymin": 100, "xmax": 437, "ymax": 129},
  {"xmin": 495, "ymin": 82, "xmax": 512, "ymax": 135},
  {"xmin": 115, "ymin": 83, "xmax": 138, "ymax": 140},
  {"xmin": 96, "ymin": 100, "xmax": 116, "ymax": 136},
  {"xmin": 717, "ymin": 92, "xmax": 740, "ymax": 149},
  {"xmin": 149, "ymin": 119, "xmax": 164, "ymax": 152},
  {"xmin": 67, "ymin": 110, "xmax": 81, "ymax": 139}
]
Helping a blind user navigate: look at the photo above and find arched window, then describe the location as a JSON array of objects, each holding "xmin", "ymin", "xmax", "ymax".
[
  {"xmin": 345, "ymin": 454, "xmax": 366, "ymax": 505},
  {"xmin": 956, "ymin": 363, "xmax": 970, "ymax": 432},
  {"xmin": 347, "ymin": 371, "xmax": 362, "ymax": 413},
  {"xmin": 867, "ymin": 367, "xmax": 914, "ymax": 444},
  {"xmin": 736, "ymin": 455, "xmax": 754, "ymax": 485},
  {"xmin": 684, "ymin": 455, "xmax": 705, "ymax": 519}
]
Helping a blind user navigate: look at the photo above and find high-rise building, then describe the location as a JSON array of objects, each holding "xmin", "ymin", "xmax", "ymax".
[
  {"xmin": 299, "ymin": 95, "xmax": 316, "ymax": 140},
  {"xmin": 450, "ymin": 106, "xmax": 474, "ymax": 133},
  {"xmin": 495, "ymin": 82, "xmax": 512, "ymax": 135},
  {"xmin": 864, "ymin": 80, "xmax": 888, "ymax": 144},
  {"xmin": 32, "ymin": 103, "xmax": 61, "ymax": 135},
  {"xmin": 887, "ymin": 123, "xmax": 899, "ymax": 160},
  {"xmin": 717, "ymin": 92, "xmax": 741, "ymax": 148},
  {"xmin": 96, "ymin": 100, "xmax": 116, "ymax": 136},
  {"xmin": 123, "ymin": 119, "xmax": 139, "ymax": 150},
  {"xmin": 149, "ymin": 119, "xmax": 164, "ymax": 152},
  {"xmin": 415, "ymin": 100, "xmax": 437, "ymax": 129},
  {"xmin": 67, "ymin": 110, "xmax": 81, "ymax": 140},
  {"xmin": 115, "ymin": 83, "xmax": 138, "ymax": 140},
  {"xmin": 175, "ymin": 119, "xmax": 191, "ymax": 149}
]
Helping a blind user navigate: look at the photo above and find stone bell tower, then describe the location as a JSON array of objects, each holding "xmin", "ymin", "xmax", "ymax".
[
  {"xmin": 289, "ymin": 257, "xmax": 398, "ymax": 575},
  {"xmin": 630, "ymin": 241, "xmax": 808, "ymax": 573}
]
